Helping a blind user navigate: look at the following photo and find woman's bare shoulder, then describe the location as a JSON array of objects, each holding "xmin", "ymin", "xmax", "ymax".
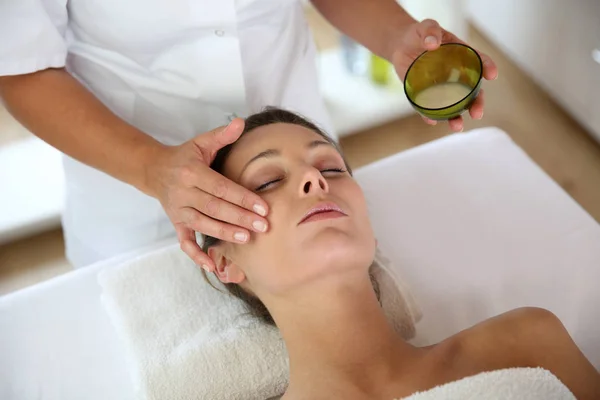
[
  {"xmin": 448, "ymin": 307, "xmax": 600, "ymax": 399},
  {"xmin": 433, "ymin": 307, "xmax": 560, "ymax": 372},
  {"xmin": 454, "ymin": 307, "xmax": 568, "ymax": 363}
]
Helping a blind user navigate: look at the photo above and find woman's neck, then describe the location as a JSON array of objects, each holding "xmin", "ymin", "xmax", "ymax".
[{"xmin": 265, "ymin": 271, "xmax": 422, "ymax": 399}]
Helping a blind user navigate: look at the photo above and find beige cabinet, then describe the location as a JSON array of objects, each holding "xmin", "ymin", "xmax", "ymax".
[
  {"xmin": 590, "ymin": 46, "xmax": 600, "ymax": 142},
  {"xmin": 562, "ymin": 0, "xmax": 600, "ymax": 141},
  {"xmin": 467, "ymin": 0, "xmax": 600, "ymax": 142}
]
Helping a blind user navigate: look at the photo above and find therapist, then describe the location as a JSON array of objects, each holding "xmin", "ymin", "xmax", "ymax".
[{"xmin": 0, "ymin": 0, "xmax": 497, "ymax": 270}]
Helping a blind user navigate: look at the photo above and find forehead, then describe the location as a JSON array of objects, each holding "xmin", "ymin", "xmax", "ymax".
[{"xmin": 224, "ymin": 123, "xmax": 332, "ymax": 175}]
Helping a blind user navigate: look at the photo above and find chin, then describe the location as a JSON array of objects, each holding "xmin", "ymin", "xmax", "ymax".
[{"xmin": 302, "ymin": 228, "xmax": 374, "ymax": 270}]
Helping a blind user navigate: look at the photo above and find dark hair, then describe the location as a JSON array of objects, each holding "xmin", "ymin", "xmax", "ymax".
[{"xmin": 201, "ymin": 107, "xmax": 379, "ymax": 325}]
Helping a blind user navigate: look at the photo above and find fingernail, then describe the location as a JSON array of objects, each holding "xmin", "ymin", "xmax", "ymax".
[
  {"xmin": 234, "ymin": 232, "xmax": 248, "ymax": 242},
  {"xmin": 201, "ymin": 264, "xmax": 210, "ymax": 272},
  {"xmin": 252, "ymin": 220, "xmax": 267, "ymax": 232},
  {"xmin": 253, "ymin": 203, "xmax": 267, "ymax": 216},
  {"xmin": 424, "ymin": 36, "xmax": 438, "ymax": 46}
]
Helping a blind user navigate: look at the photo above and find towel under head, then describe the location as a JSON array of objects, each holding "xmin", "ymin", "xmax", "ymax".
[{"xmin": 98, "ymin": 243, "xmax": 422, "ymax": 400}]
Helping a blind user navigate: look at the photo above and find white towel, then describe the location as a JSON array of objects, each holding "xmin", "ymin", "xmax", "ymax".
[
  {"xmin": 98, "ymin": 243, "xmax": 422, "ymax": 400},
  {"xmin": 400, "ymin": 368, "xmax": 575, "ymax": 400}
]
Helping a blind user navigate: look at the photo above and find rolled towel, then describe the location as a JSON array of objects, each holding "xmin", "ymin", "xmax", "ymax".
[
  {"xmin": 374, "ymin": 247, "xmax": 422, "ymax": 340},
  {"xmin": 400, "ymin": 367, "xmax": 575, "ymax": 400},
  {"xmin": 98, "ymin": 243, "xmax": 422, "ymax": 400}
]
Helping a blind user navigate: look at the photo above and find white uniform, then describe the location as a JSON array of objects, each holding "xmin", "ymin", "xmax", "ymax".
[{"xmin": 0, "ymin": 0, "xmax": 335, "ymax": 267}]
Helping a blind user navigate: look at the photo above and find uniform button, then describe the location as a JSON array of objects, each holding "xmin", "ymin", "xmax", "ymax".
[{"xmin": 214, "ymin": 30, "xmax": 225, "ymax": 37}]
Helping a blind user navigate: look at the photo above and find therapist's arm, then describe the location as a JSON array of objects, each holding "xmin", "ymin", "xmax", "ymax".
[
  {"xmin": 310, "ymin": 0, "xmax": 498, "ymax": 132},
  {"xmin": 0, "ymin": 68, "xmax": 270, "ymax": 269},
  {"xmin": 0, "ymin": 68, "xmax": 161, "ymax": 194}
]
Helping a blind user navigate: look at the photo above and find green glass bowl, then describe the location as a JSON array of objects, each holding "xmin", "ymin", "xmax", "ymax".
[{"xmin": 404, "ymin": 43, "xmax": 483, "ymax": 120}]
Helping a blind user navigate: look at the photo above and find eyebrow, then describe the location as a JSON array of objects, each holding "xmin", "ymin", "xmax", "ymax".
[{"xmin": 238, "ymin": 139, "xmax": 333, "ymax": 179}]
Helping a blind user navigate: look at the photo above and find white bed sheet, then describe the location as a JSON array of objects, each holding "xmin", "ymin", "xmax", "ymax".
[{"xmin": 1, "ymin": 127, "xmax": 599, "ymax": 400}]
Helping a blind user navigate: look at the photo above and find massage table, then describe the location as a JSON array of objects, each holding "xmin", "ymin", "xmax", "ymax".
[{"xmin": 1, "ymin": 127, "xmax": 599, "ymax": 400}]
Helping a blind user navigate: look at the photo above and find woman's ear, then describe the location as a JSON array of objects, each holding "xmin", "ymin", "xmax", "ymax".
[{"xmin": 207, "ymin": 247, "xmax": 246, "ymax": 284}]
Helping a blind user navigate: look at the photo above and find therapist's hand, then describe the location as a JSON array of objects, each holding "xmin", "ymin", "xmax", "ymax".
[
  {"xmin": 391, "ymin": 19, "xmax": 498, "ymax": 132},
  {"xmin": 146, "ymin": 119, "xmax": 269, "ymax": 271}
]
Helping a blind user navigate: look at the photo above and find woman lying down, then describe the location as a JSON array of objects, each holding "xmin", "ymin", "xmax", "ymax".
[{"xmin": 201, "ymin": 108, "xmax": 600, "ymax": 399}]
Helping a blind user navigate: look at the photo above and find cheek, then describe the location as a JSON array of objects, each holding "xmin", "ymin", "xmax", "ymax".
[
  {"xmin": 341, "ymin": 181, "xmax": 371, "ymax": 220},
  {"xmin": 346, "ymin": 182, "xmax": 376, "ymax": 243},
  {"xmin": 235, "ymin": 234, "xmax": 282, "ymax": 268},
  {"xmin": 232, "ymin": 239, "xmax": 285, "ymax": 293},
  {"xmin": 234, "ymin": 205, "xmax": 292, "ymax": 274}
]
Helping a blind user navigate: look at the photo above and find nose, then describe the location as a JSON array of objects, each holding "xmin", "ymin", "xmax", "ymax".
[{"xmin": 299, "ymin": 167, "xmax": 329, "ymax": 197}]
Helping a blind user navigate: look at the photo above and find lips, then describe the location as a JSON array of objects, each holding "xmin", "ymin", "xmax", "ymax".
[{"xmin": 299, "ymin": 201, "xmax": 348, "ymax": 225}]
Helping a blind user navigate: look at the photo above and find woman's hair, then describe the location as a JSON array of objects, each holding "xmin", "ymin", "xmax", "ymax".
[{"xmin": 201, "ymin": 107, "xmax": 379, "ymax": 325}]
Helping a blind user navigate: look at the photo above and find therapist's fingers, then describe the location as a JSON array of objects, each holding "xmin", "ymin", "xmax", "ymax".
[
  {"xmin": 194, "ymin": 118, "xmax": 245, "ymax": 155},
  {"xmin": 195, "ymin": 118, "xmax": 250, "ymax": 166},
  {"xmin": 181, "ymin": 207, "xmax": 252, "ymax": 245},
  {"xmin": 468, "ymin": 89, "xmax": 485, "ymax": 120},
  {"xmin": 416, "ymin": 19, "xmax": 444, "ymax": 51},
  {"xmin": 422, "ymin": 116, "xmax": 438, "ymax": 125},
  {"xmin": 196, "ymin": 166, "xmax": 269, "ymax": 220},
  {"xmin": 176, "ymin": 224, "xmax": 214, "ymax": 271},
  {"xmin": 440, "ymin": 31, "xmax": 498, "ymax": 81},
  {"xmin": 480, "ymin": 53, "xmax": 498, "ymax": 81},
  {"xmin": 191, "ymin": 120, "xmax": 269, "ymax": 218},
  {"xmin": 185, "ymin": 185, "xmax": 269, "ymax": 234},
  {"xmin": 448, "ymin": 116, "xmax": 464, "ymax": 132}
]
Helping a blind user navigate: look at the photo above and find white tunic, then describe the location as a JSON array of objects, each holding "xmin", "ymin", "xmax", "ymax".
[{"xmin": 0, "ymin": 0, "xmax": 334, "ymax": 267}]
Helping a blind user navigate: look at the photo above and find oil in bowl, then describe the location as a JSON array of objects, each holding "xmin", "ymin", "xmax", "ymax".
[
  {"xmin": 404, "ymin": 43, "xmax": 483, "ymax": 120},
  {"xmin": 413, "ymin": 82, "xmax": 473, "ymax": 109}
]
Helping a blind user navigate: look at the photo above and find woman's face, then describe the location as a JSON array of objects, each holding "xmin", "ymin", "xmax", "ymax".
[{"xmin": 210, "ymin": 123, "xmax": 376, "ymax": 297}]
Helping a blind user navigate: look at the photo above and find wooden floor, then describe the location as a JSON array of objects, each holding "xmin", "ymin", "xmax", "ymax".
[{"xmin": 1, "ymin": 17, "xmax": 600, "ymax": 296}]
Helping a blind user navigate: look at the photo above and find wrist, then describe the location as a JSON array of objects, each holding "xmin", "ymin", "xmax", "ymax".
[{"xmin": 132, "ymin": 135, "xmax": 169, "ymax": 198}]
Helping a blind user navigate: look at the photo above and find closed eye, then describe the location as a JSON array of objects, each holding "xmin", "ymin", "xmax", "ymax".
[
  {"xmin": 255, "ymin": 177, "xmax": 283, "ymax": 192},
  {"xmin": 254, "ymin": 169, "xmax": 346, "ymax": 192},
  {"xmin": 321, "ymin": 168, "xmax": 346, "ymax": 175}
]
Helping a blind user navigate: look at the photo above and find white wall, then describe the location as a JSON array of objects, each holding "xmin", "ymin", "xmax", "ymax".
[{"xmin": 398, "ymin": 0, "xmax": 468, "ymax": 40}]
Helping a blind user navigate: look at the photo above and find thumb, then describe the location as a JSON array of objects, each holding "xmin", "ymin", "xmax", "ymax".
[
  {"xmin": 416, "ymin": 19, "xmax": 443, "ymax": 51},
  {"xmin": 195, "ymin": 118, "xmax": 245, "ymax": 154}
]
